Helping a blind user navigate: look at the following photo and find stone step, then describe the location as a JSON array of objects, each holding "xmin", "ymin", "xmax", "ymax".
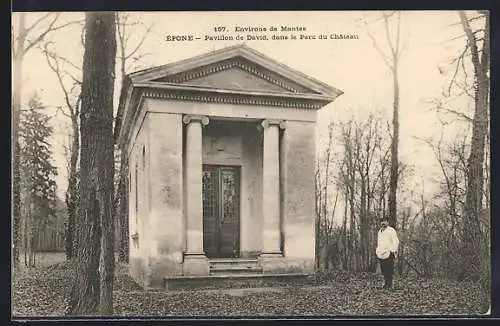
[
  {"xmin": 209, "ymin": 258, "xmax": 259, "ymax": 266},
  {"xmin": 163, "ymin": 273, "xmax": 311, "ymax": 290},
  {"xmin": 210, "ymin": 265, "xmax": 263, "ymax": 275},
  {"xmin": 209, "ymin": 259, "xmax": 260, "ymax": 273}
]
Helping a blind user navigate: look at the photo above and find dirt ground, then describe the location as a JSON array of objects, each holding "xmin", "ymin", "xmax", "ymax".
[{"xmin": 12, "ymin": 252, "xmax": 489, "ymax": 318}]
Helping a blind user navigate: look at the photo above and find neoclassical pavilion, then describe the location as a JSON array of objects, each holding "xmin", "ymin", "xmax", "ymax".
[{"xmin": 115, "ymin": 44, "xmax": 342, "ymax": 288}]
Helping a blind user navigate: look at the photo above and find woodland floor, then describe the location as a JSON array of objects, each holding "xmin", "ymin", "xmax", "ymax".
[{"xmin": 12, "ymin": 252, "xmax": 489, "ymax": 318}]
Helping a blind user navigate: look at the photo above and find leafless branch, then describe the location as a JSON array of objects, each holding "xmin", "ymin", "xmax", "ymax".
[
  {"xmin": 358, "ymin": 11, "xmax": 397, "ymax": 26},
  {"xmin": 459, "ymin": 11, "xmax": 482, "ymax": 80},
  {"xmin": 444, "ymin": 14, "xmax": 487, "ymax": 28},
  {"xmin": 124, "ymin": 23, "xmax": 154, "ymax": 60},
  {"xmin": 52, "ymin": 52, "xmax": 82, "ymax": 72},
  {"xmin": 24, "ymin": 16, "xmax": 82, "ymax": 54},
  {"xmin": 43, "ymin": 43, "xmax": 80, "ymax": 118},
  {"xmin": 448, "ymin": 44, "xmax": 469, "ymax": 95},
  {"xmin": 24, "ymin": 13, "xmax": 55, "ymax": 33},
  {"xmin": 382, "ymin": 12, "xmax": 397, "ymax": 58},
  {"xmin": 363, "ymin": 20, "xmax": 393, "ymax": 69},
  {"xmin": 48, "ymin": 105, "xmax": 71, "ymax": 120},
  {"xmin": 439, "ymin": 107, "xmax": 473, "ymax": 123},
  {"xmin": 442, "ymin": 29, "xmax": 485, "ymax": 45}
]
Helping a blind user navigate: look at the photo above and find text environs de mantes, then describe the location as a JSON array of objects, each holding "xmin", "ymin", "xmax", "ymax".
[{"xmin": 234, "ymin": 26, "xmax": 306, "ymax": 32}]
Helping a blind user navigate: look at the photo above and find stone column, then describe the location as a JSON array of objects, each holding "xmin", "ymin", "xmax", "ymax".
[
  {"xmin": 260, "ymin": 119, "xmax": 286, "ymax": 258},
  {"xmin": 182, "ymin": 114, "xmax": 210, "ymax": 275}
]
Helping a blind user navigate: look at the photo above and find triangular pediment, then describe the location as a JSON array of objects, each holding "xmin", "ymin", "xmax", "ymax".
[
  {"xmin": 180, "ymin": 67, "xmax": 289, "ymax": 92},
  {"xmin": 150, "ymin": 57, "xmax": 312, "ymax": 94},
  {"xmin": 127, "ymin": 44, "xmax": 343, "ymax": 98}
]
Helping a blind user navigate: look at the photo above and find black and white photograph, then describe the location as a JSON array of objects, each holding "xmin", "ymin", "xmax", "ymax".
[{"xmin": 11, "ymin": 10, "xmax": 491, "ymax": 318}]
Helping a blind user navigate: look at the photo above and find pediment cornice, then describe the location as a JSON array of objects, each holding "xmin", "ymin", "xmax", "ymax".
[
  {"xmin": 139, "ymin": 86, "xmax": 330, "ymax": 109},
  {"xmin": 153, "ymin": 57, "xmax": 311, "ymax": 94}
]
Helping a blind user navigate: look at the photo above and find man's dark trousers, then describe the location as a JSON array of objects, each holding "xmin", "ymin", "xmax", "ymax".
[{"xmin": 379, "ymin": 252, "xmax": 395, "ymax": 288}]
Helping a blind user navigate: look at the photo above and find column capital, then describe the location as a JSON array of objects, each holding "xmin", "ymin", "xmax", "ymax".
[
  {"xmin": 183, "ymin": 115, "xmax": 209, "ymax": 126},
  {"xmin": 261, "ymin": 119, "xmax": 286, "ymax": 130}
]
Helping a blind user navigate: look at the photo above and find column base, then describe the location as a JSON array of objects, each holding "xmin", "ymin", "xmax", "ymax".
[
  {"xmin": 259, "ymin": 252, "xmax": 286, "ymax": 274},
  {"xmin": 183, "ymin": 253, "xmax": 209, "ymax": 276}
]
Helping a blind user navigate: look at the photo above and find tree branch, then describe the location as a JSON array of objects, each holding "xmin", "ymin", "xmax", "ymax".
[
  {"xmin": 43, "ymin": 43, "xmax": 78, "ymax": 118},
  {"xmin": 25, "ymin": 13, "xmax": 55, "ymax": 34},
  {"xmin": 25, "ymin": 17, "xmax": 82, "ymax": 54},
  {"xmin": 363, "ymin": 18, "xmax": 393, "ymax": 69},
  {"xmin": 438, "ymin": 106, "xmax": 473, "ymax": 123},
  {"xmin": 448, "ymin": 44, "xmax": 469, "ymax": 95},
  {"xmin": 124, "ymin": 23, "xmax": 154, "ymax": 60},
  {"xmin": 444, "ymin": 13, "xmax": 487, "ymax": 28},
  {"xmin": 459, "ymin": 11, "xmax": 482, "ymax": 81},
  {"xmin": 382, "ymin": 12, "xmax": 397, "ymax": 58}
]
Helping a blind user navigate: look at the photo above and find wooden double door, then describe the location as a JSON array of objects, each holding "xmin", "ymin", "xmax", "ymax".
[{"xmin": 202, "ymin": 165, "xmax": 240, "ymax": 258}]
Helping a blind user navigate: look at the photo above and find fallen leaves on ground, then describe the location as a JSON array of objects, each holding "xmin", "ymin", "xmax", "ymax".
[{"xmin": 12, "ymin": 264, "xmax": 489, "ymax": 318}]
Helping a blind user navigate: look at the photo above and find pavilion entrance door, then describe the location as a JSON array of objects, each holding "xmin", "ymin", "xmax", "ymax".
[{"xmin": 202, "ymin": 165, "xmax": 240, "ymax": 258}]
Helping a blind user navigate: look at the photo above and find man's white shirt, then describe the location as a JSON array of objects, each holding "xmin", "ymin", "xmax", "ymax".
[{"xmin": 376, "ymin": 226, "xmax": 399, "ymax": 259}]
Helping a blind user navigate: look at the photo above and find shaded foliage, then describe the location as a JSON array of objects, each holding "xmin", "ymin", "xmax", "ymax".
[{"xmin": 19, "ymin": 95, "xmax": 58, "ymax": 267}]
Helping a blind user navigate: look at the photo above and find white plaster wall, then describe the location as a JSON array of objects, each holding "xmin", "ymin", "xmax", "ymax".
[
  {"xmin": 127, "ymin": 118, "xmax": 151, "ymax": 286},
  {"xmin": 147, "ymin": 112, "xmax": 184, "ymax": 283},
  {"xmin": 282, "ymin": 120, "xmax": 317, "ymax": 272}
]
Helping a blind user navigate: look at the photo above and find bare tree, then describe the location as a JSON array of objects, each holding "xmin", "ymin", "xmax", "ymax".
[
  {"xmin": 43, "ymin": 41, "xmax": 83, "ymax": 260},
  {"xmin": 458, "ymin": 11, "xmax": 489, "ymax": 255},
  {"xmin": 364, "ymin": 12, "xmax": 404, "ymax": 228},
  {"xmin": 419, "ymin": 11, "xmax": 489, "ymax": 282},
  {"xmin": 323, "ymin": 113, "xmax": 393, "ymax": 273},
  {"xmin": 67, "ymin": 12, "xmax": 116, "ymax": 316},
  {"xmin": 12, "ymin": 12, "xmax": 80, "ymax": 265},
  {"xmin": 315, "ymin": 122, "xmax": 340, "ymax": 271}
]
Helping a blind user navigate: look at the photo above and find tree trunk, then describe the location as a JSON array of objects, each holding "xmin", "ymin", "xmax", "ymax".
[
  {"xmin": 12, "ymin": 13, "xmax": 26, "ymax": 266},
  {"xmin": 314, "ymin": 166, "xmax": 322, "ymax": 270},
  {"xmin": 68, "ymin": 12, "xmax": 116, "ymax": 316},
  {"xmin": 27, "ymin": 198, "xmax": 34, "ymax": 267},
  {"xmin": 360, "ymin": 177, "xmax": 367, "ymax": 271},
  {"xmin": 459, "ymin": 11, "xmax": 489, "ymax": 279},
  {"xmin": 116, "ymin": 22, "xmax": 129, "ymax": 264},
  {"xmin": 388, "ymin": 63, "xmax": 400, "ymax": 228},
  {"xmin": 461, "ymin": 11, "xmax": 489, "ymax": 234},
  {"xmin": 65, "ymin": 114, "xmax": 80, "ymax": 260},
  {"xmin": 349, "ymin": 183, "xmax": 356, "ymax": 271},
  {"xmin": 342, "ymin": 192, "xmax": 348, "ymax": 270},
  {"xmin": 13, "ymin": 143, "xmax": 21, "ymax": 264}
]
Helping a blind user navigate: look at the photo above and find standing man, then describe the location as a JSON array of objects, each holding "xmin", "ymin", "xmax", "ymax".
[{"xmin": 376, "ymin": 216, "xmax": 399, "ymax": 289}]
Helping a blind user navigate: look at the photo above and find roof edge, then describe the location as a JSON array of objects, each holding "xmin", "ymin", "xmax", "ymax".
[{"xmin": 128, "ymin": 44, "xmax": 343, "ymax": 98}]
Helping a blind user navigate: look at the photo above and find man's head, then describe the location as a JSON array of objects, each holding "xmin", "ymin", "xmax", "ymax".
[{"xmin": 380, "ymin": 217, "xmax": 389, "ymax": 229}]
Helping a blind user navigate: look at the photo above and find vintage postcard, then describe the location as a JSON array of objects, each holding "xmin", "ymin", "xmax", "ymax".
[{"xmin": 11, "ymin": 10, "xmax": 490, "ymax": 318}]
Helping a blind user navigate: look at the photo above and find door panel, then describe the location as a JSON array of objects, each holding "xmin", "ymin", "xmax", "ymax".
[
  {"xmin": 202, "ymin": 165, "xmax": 240, "ymax": 258},
  {"xmin": 219, "ymin": 167, "xmax": 240, "ymax": 257},
  {"xmin": 202, "ymin": 166, "xmax": 219, "ymax": 257}
]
